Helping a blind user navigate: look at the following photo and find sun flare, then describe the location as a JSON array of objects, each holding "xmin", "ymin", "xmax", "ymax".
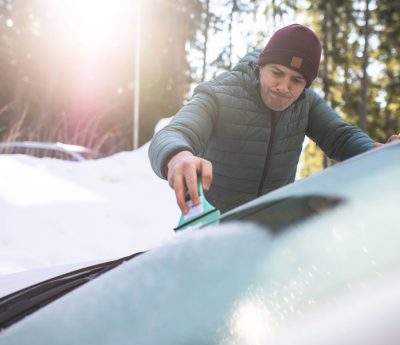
[{"xmin": 46, "ymin": 0, "xmax": 135, "ymax": 54}]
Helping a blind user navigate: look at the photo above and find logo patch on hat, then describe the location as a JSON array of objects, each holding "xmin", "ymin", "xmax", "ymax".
[{"xmin": 291, "ymin": 56, "xmax": 303, "ymax": 69}]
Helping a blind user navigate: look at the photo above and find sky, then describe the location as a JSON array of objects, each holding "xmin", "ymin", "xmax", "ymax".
[{"xmin": 0, "ymin": 119, "xmax": 182, "ymax": 295}]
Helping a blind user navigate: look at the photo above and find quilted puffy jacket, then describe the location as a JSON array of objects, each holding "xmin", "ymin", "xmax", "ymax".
[{"xmin": 149, "ymin": 50, "xmax": 374, "ymax": 213}]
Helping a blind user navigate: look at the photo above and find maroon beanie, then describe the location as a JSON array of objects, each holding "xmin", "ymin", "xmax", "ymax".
[{"xmin": 257, "ymin": 24, "xmax": 321, "ymax": 87}]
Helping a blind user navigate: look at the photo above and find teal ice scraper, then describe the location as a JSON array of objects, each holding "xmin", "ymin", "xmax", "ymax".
[{"xmin": 174, "ymin": 178, "xmax": 221, "ymax": 231}]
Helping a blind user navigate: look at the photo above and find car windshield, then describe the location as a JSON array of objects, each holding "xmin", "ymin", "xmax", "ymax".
[{"xmin": 0, "ymin": 194, "xmax": 341, "ymax": 331}]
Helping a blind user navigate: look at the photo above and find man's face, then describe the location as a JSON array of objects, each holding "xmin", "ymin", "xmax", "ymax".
[{"xmin": 258, "ymin": 64, "xmax": 307, "ymax": 111}]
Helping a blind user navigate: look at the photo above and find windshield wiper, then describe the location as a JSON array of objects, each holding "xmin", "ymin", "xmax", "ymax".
[{"xmin": 0, "ymin": 251, "xmax": 143, "ymax": 331}]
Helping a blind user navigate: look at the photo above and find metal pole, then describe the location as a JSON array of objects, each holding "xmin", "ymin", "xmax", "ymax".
[{"xmin": 133, "ymin": 0, "xmax": 141, "ymax": 150}]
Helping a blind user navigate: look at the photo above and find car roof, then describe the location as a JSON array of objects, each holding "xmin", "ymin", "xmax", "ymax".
[
  {"xmin": 1, "ymin": 142, "xmax": 400, "ymax": 344},
  {"xmin": 0, "ymin": 141, "xmax": 100, "ymax": 161}
]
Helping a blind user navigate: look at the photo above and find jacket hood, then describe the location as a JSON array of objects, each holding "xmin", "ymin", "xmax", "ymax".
[{"xmin": 232, "ymin": 49, "xmax": 262, "ymax": 76}]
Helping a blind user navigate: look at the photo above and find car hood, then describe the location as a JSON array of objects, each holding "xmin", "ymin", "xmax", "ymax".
[{"xmin": 1, "ymin": 142, "xmax": 400, "ymax": 344}]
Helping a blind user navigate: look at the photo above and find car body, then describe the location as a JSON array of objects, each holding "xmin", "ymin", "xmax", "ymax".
[
  {"xmin": 0, "ymin": 142, "xmax": 400, "ymax": 344},
  {"xmin": 0, "ymin": 141, "xmax": 101, "ymax": 161}
]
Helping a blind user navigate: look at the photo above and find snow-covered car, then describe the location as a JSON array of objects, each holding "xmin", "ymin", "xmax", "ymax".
[
  {"xmin": 0, "ymin": 142, "xmax": 400, "ymax": 344},
  {"xmin": 0, "ymin": 141, "xmax": 101, "ymax": 161}
]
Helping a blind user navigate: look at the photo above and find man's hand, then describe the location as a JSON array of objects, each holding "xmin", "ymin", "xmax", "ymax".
[
  {"xmin": 165, "ymin": 151, "xmax": 213, "ymax": 214},
  {"xmin": 373, "ymin": 133, "xmax": 400, "ymax": 148}
]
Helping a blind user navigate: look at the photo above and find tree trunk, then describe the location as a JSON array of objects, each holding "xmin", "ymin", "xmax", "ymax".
[
  {"xmin": 342, "ymin": 2, "xmax": 352, "ymax": 108},
  {"xmin": 201, "ymin": 0, "xmax": 210, "ymax": 82},
  {"xmin": 359, "ymin": 0, "xmax": 370, "ymax": 132},
  {"xmin": 228, "ymin": 0, "xmax": 238, "ymax": 70},
  {"xmin": 322, "ymin": 3, "xmax": 331, "ymax": 168}
]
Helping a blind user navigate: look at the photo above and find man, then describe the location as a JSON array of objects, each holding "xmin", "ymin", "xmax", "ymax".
[{"xmin": 149, "ymin": 24, "xmax": 399, "ymax": 214}]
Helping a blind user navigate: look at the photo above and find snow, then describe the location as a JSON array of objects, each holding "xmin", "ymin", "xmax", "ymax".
[{"xmin": 0, "ymin": 135, "xmax": 180, "ymax": 290}]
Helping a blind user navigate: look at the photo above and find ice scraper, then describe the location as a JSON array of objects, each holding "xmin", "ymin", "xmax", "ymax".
[{"xmin": 174, "ymin": 178, "xmax": 220, "ymax": 231}]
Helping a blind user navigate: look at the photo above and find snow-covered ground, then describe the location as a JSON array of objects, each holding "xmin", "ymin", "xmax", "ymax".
[{"xmin": 0, "ymin": 139, "xmax": 179, "ymax": 279}]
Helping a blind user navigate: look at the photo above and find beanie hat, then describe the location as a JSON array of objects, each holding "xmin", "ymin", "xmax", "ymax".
[{"xmin": 257, "ymin": 24, "xmax": 321, "ymax": 87}]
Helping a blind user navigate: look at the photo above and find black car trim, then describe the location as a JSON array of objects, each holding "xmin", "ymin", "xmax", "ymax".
[{"xmin": 202, "ymin": 194, "xmax": 343, "ymax": 233}]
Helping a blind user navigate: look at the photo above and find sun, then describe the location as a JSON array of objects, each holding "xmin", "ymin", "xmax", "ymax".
[{"xmin": 46, "ymin": 0, "xmax": 136, "ymax": 54}]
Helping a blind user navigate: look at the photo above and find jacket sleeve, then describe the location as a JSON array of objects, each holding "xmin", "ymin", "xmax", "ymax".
[
  {"xmin": 148, "ymin": 84, "xmax": 218, "ymax": 179},
  {"xmin": 306, "ymin": 89, "xmax": 374, "ymax": 161}
]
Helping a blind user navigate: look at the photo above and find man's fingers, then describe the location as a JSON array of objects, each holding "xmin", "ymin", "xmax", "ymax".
[
  {"xmin": 174, "ymin": 175, "xmax": 188, "ymax": 214},
  {"xmin": 185, "ymin": 170, "xmax": 200, "ymax": 206},
  {"xmin": 166, "ymin": 152, "xmax": 214, "ymax": 214},
  {"xmin": 200, "ymin": 159, "xmax": 213, "ymax": 190},
  {"xmin": 375, "ymin": 134, "xmax": 400, "ymax": 149},
  {"xmin": 387, "ymin": 134, "xmax": 400, "ymax": 143}
]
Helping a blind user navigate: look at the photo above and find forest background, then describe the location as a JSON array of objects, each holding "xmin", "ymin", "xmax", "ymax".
[{"xmin": 0, "ymin": 0, "xmax": 399, "ymax": 176}]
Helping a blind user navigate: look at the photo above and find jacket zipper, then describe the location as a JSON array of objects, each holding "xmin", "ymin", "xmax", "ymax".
[{"xmin": 257, "ymin": 111, "xmax": 277, "ymax": 197}]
